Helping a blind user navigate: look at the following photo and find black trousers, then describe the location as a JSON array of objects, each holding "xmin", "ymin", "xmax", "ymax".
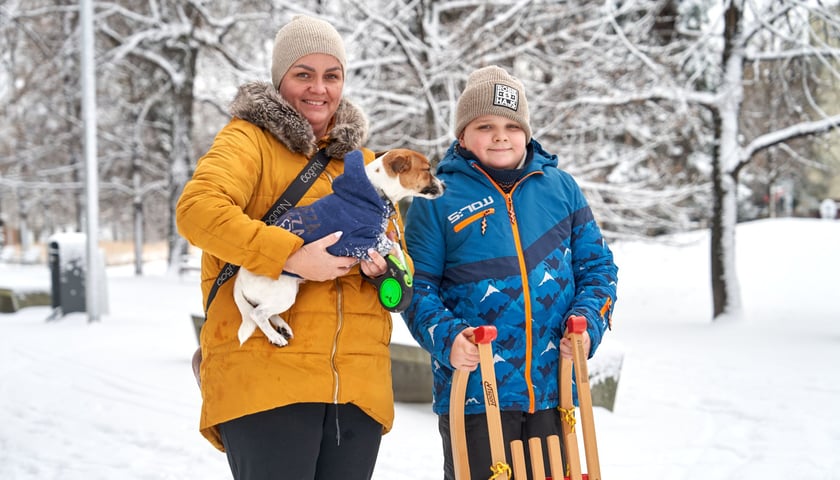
[
  {"xmin": 439, "ymin": 408, "xmax": 565, "ymax": 480},
  {"xmin": 219, "ymin": 402, "xmax": 382, "ymax": 480}
]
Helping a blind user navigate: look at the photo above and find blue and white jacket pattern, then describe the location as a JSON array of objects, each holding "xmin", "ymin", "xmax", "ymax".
[{"xmin": 402, "ymin": 140, "xmax": 618, "ymax": 415}]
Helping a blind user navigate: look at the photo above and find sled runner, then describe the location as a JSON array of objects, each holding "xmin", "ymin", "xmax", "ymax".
[
  {"xmin": 557, "ymin": 315, "xmax": 601, "ymax": 480},
  {"xmin": 450, "ymin": 325, "xmax": 510, "ymax": 480},
  {"xmin": 451, "ymin": 317, "xmax": 601, "ymax": 480}
]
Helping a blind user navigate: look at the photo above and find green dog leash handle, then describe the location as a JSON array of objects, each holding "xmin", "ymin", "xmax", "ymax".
[{"xmin": 362, "ymin": 253, "xmax": 413, "ymax": 313}]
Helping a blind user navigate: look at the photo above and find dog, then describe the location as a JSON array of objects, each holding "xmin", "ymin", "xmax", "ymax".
[{"xmin": 233, "ymin": 148, "xmax": 445, "ymax": 347}]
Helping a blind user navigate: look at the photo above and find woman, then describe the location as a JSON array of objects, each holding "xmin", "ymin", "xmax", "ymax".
[{"xmin": 176, "ymin": 15, "xmax": 397, "ymax": 480}]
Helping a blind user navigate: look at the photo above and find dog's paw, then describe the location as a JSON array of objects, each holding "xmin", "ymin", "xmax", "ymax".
[
  {"xmin": 277, "ymin": 325, "xmax": 294, "ymax": 340},
  {"xmin": 266, "ymin": 332, "xmax": 289, "ymax": 347},
  {"xmin": 269, "ymin": 315, "xmax": 294, "ymax": 341}
]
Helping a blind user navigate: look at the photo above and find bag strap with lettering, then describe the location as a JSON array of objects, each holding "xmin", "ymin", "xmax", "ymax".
[{"xmin": 203, "ymin": 148, "xmax": 330, "ymax": 313}]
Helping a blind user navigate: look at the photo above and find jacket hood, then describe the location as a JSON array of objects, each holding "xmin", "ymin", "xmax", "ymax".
[
  {"xmin": 228, "ymin": 81, "xmax": 369, "ymax": 159},
  {"xmin": 437, "ymin": 138, "xmax": 558, "ymax": 177}
]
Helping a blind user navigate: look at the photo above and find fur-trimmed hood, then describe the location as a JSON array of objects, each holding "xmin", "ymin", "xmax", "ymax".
[{"xmin": 228, "ymin": 81, "xmax": 369, "ymax": 159}]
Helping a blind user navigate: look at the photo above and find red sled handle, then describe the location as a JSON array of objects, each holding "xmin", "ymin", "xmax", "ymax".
[
  {"xmin": 471, "ymin": 325, "xmax": 498, "ymax": 344},
  {"xmin": 567, "ymin": 315, "xmax": 587, "ymax": 334}
]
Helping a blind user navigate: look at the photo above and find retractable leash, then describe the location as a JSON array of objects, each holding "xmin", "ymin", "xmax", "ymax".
[
  {"xmin": 362, "ymin": 214, "xmax": 414, "ymax": 312},
  {"xmin": 363, "ymin": 251, "xmax": 413, "ymax": 312}
]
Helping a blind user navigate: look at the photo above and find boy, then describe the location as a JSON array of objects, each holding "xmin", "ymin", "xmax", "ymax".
[{"xmin": 402, "ymin": 65, "xmax": 618, "ymax": 479}]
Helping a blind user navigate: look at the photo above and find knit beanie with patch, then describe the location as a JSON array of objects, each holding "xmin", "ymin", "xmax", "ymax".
[
  {"xmin": 271, "ymin": 15, "xmax": 347, "ymax": 89},
  {"xmin": 455, "ymin": 65, "xmax": 531, "ymax": 143}
]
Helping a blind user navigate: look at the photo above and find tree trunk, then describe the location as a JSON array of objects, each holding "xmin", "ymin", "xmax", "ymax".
[
  {"xmin": 710, "ymin": 0, "xmax": 745, "ymax": 320},
  {"xmin": 166, "ymin": 48, "xmax": 197, "ymax": 270},
  {"xmin": 709, "ymin": 149, "xmax": 742, "ymax": 319},
  {"xmin": 132, "ymin": 154, "xmax": 144, "ymax": 276},
  {"xmin": 709, "ymin": 109, "xmax": 728, "ymax": 318}
]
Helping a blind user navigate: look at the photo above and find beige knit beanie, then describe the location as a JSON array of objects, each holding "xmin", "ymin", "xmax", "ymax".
[
  {"xmin": 455, "ymin": 65, "xmax": 531, "ymax": 142},
  {"xmin": 270, "ymin": 15, "xmax": 347, "ymax": 89}
]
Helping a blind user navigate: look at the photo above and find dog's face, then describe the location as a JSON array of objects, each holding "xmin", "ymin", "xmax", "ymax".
[{"xmin": 367, "ymin": 149, "xmax": 445, "ymax": 203}]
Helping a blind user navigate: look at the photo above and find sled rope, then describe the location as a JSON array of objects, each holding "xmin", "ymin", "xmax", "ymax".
[
  {"xmin": 489, "ymin": 461, "xmax": 512, "ymax": 479},
  {"xmin": 558, "ymin": 406, "xmax": 576, "ymax": 432}
]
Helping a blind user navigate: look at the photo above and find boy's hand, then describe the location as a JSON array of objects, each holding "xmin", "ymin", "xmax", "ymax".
[
  {"xmin": 560, "ymin": 328, "xmax": 591, "ymax": 360},
  {"xmin": 449, "ymin": 327, "xmax": 480, "ymax": 371}
]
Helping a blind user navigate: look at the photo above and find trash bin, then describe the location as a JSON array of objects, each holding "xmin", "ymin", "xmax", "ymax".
[
  {"xmin": 820, "ymin": 198, "xmax": 837, "ymax": 220},
  {"xmin": 47, "ymin": 232, "xmax": 108, "ymax": 320}
]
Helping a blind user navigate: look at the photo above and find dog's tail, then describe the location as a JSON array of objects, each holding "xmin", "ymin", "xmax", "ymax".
[
  {"xmin": 238, "ymin": 319, "xmax": 257, "ymax": 345},
  {"xmin": 232, "ymin": 277, "xmax": 258, "ymax": 345}
]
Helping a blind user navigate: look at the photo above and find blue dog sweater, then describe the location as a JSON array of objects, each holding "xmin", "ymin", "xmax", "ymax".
[{"xmin": 275, "ymin": 150, "xmax": 393, "ymax": 259}]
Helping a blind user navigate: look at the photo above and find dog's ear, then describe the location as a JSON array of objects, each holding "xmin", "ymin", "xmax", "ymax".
[
  {"xmin": 385, "ymin": 152, "xmax": 413, "ymax": 174},
  {"xmin": 374, "ymin": 151, "xmax": 388, "ymax": 158}
]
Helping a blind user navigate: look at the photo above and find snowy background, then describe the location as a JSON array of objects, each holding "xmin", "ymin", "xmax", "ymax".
[{"xmin": 1, "ymin": 217, "xmax": 839, "ymax": 480}]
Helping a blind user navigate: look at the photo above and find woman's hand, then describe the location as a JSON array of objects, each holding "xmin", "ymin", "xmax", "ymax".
[
  {"xmin": 360, "ymin": 231, "xmax": 398, "ymax": 278},
  {"xmin": 360, "ymin": 248, "xmax": 388, "ymax": 278},
  {"xmin": 449, "ymin": 327, "xmax": 480, "ymax": 372},
  {"xmin": 283, "ymin": 232, "xmax": 358, "ymax": 282}
]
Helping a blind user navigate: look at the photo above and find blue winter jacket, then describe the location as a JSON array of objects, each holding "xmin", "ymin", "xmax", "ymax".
[{"xmin": 402, "ymin": 140, "xmax": 618, "ymax": 415}]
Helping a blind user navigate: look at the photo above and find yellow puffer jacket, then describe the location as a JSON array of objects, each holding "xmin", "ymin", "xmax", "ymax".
[{"xmin": 176, "ymin": 82, "xmax": 398, "ymax": 451}]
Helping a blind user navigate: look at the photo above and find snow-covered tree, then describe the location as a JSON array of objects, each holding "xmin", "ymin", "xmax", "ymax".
[
  {"xmin": 702, "ymin": 1, "xmax": 840, "ymax": 319},
  {"xmin": 510, "ymin": 0, "xmax": 840, "ymax": 319},
  {"xmin": 96, "ymin": 0, "xmax": 276, "ymax": 269},
  {"xmin": 0, "ymin": 1, "xmax": 86, "ymax": 253},
  {"xmin": 2, "ymin": 0, "xmax": 839, "ymax": 320}
]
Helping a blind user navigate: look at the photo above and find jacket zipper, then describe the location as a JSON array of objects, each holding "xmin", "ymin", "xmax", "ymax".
[
  {"xmin": 317, "ymin": 166, "xmax": 342, "ymax": 405},
  {"xmin": 331, "ymin": 278, "xmax": 343, "ymax": 404},
  {"xmin": 504, "ymin": 189, "xmax": 536, "ymax": 413},
  {"xmin": 473, "ymin": 164, "xmax": 540, "ymax": 413}
]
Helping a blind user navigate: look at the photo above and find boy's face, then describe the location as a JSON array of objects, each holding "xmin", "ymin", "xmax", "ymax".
[{"xmin": 459, "ymin": 115, "xmax": 527, "ymax": 170}]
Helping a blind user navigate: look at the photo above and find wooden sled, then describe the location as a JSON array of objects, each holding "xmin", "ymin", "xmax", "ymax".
[{"xmin": 451, "ymin": 318, "xmax": 601, "ymax": 480}]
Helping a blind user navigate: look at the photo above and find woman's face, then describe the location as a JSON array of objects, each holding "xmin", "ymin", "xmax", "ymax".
[
  {"xmin": 278, "ymin": 53, "xmax": 344, "ymax": 139},
  {"xmin": 459, "ymin": 115, "xmax": 527, "ymax": 170}
]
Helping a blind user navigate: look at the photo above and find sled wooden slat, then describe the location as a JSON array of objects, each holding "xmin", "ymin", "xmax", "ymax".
[
  {"xmin": 511, "ymin": 440, "xmax": 528, "ymax": 480},
  {"xmin": 546, "ymin": 434, "xmax": 564, "ymax": 480},
  {"xmin": 529, "ymin": 437, "xmax": 547, "ymax": 480}
]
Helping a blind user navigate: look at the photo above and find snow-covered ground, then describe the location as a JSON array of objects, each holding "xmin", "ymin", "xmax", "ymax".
[{"xmin": 1, "ymin": 218, "xmax": 838, "ymax": 479}]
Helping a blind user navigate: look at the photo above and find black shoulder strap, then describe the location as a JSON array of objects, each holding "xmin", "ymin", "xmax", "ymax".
[{"xmin": 204, "ymin": 148, "xmax": 330, "ymax": 313}]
